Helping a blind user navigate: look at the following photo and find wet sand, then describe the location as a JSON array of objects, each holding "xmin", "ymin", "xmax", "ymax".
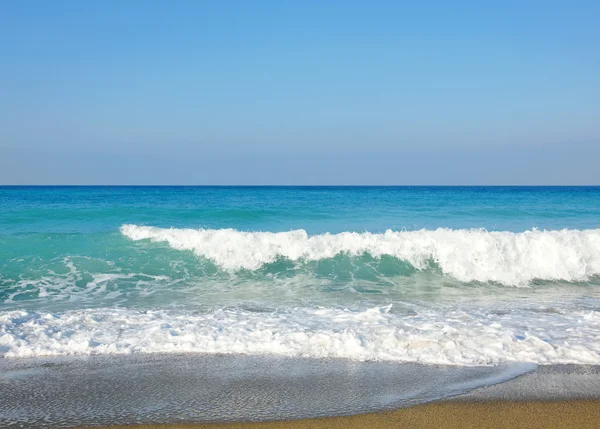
[
  {"xmin": 2, "ymin": 355, "xmax": 600, "ymax": 428},
  {"xmin": 0, "ymin": 354, "xmax": 532, "ymax": 427},
  {"xmin": 91, "ymin": 400, "xmax": 600, "ymax": 429},
  {"xmin": 90, "ymin": 364, "xmax": 600, "ymax": 429}
]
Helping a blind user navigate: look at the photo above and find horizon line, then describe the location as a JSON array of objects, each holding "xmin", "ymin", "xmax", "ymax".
[{"xmin": 1, "ymin": 184, "xmax": 600, "ymax": 188}]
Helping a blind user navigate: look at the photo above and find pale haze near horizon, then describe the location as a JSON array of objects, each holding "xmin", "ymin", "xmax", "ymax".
[{"xmin": 1, "ymin": 1, "xmax": 599, "ymax": 185}]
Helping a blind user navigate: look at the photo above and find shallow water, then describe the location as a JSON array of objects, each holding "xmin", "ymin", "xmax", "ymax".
[{"xmin": 0, "ymin": 354, "xmax": 535, "ymax": 428}]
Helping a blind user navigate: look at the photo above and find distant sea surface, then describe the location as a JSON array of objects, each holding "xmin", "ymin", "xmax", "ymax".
[{"xmin": 1, "ymin": 186, "xmax": 600, "ymax": 365}]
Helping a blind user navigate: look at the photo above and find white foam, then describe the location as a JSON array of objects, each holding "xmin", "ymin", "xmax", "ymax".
[
  {"xmin": 2, "ymin": 257, "xmax": 173, "ymax": 305},
  {"xmin": 0, "ymin": 306, "xmax": 600, "ymax": 365},
  {"xmin": 1, "ymin": 305, "xmax": 599, "ymax": 365},
  {"xmin": 120, "ymin": 225, "xmax": 600, "ymax": 286}
]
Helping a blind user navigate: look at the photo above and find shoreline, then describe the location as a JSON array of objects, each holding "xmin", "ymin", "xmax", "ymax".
[
  {"xmin": 85, "ymin": 400, "xmax": 600, "ymax": 429},
  {"xmin": 87, "ymin": 364, "xmax": 600, "ymax": 429},
  {"xmin": 2, "ymin": 355, "xmax": 600, "ymax": 428}
]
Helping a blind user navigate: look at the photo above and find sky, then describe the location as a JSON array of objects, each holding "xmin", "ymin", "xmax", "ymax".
[{"xmin": 1, "ymin": 0, "xmax": 599, "ymax": 185}]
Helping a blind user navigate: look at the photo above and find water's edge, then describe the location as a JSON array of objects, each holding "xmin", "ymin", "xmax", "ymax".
[{"xmin": 0, "ymin": 354, "xmax": 535, "ymax": 428}]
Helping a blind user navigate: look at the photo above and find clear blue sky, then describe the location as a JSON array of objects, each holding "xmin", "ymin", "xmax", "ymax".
[{"xmin": 1, "ymin": 0, "xmax": 599, "ymax": 184}]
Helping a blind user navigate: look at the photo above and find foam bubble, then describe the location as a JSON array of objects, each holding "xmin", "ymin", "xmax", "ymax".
[
  {"xmin": 1, "ymin": 305, "xmax": 599, "ymax": 365},
  {"xmin": 1, "ymin": 256, "xmax": 173, "ymax": 306},
  {"xmin": 120, "ymin": 225, "xmax": 600, "ymax": 286}
]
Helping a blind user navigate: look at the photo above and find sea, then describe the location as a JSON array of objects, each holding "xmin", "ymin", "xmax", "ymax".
[{"xmin": 1, "ymin": 186, "xmax": 600, "ymax": 365}]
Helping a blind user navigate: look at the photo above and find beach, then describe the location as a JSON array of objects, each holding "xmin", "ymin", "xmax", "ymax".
[
  {"xmin": 91, "ymin": 401, "xmax": 600, "ymax": 429},
  {"xmin": 71, "ymin": 364, "xmax": 600, "ymax": 429},
  {"xmin": 2, "ymin": 354, "xmax": 600, "ymax": 428}
]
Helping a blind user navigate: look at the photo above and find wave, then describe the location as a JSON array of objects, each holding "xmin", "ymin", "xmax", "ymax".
[
  {"xmin": 120, "ymin": 225, "xmax": 600, "ymax": 286},
  {"xmin": 2, "ymin": 305, "xmax": 600, "ymax": 364}
]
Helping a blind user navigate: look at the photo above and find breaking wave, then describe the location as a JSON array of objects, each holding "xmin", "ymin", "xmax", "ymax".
[{"xmin": 121, "ymin": 225, "xmax": 600, "ymax": 286}]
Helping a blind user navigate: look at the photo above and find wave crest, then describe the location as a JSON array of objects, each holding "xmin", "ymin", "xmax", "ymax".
[{"xmin": 120, "ymin": 225, "xmax": 600, "ymax": 286}]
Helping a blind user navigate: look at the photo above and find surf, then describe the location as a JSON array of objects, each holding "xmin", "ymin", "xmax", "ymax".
[{"xmin": 121, "ymin": 225, "xmax": 600, "ymax": 286}]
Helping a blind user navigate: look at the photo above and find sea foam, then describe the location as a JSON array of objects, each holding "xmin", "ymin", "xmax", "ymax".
[
  {"xmin": 2, "ymin": 305, "xmax": 600, "ymax": 365},
  {"xmin": 121, "ymin": 225, "xmax": 600, "ymax": 286}
]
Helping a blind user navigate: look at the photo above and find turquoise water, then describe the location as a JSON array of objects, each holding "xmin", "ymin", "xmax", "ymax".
[
  {"xmin": 3, "ymin": 186, "xmax": 600, "ymax": 234},
  {"xmin": 1, "ymin": 186, "xmax": 600, "ymax": 364}
]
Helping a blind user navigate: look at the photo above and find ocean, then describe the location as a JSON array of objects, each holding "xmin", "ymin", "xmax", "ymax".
[{"xmin": 1, "ymin": 186, "xmax": 600, "ymax": 365}]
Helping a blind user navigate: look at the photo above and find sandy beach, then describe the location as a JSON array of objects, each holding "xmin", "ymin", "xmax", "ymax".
[
  {"xmin": 86, "ymin": 363, "xmax": 600, "ymax": 429},
  {"xmin": 2, "ymin": 355, "xmax": 600, "ymax": 428},
  {"xmin": 90, "ymin": 400, "xmax": 600, "ymax": 429}
]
